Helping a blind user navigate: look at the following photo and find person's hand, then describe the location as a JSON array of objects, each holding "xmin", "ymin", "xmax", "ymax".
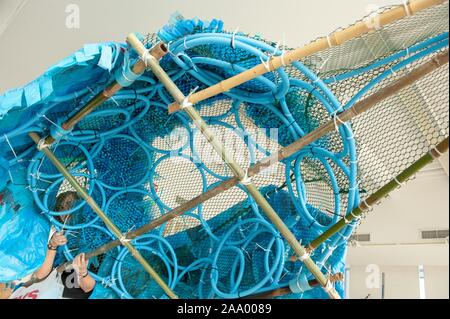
[
  {"xmin": 49, "ymin": 231, "xmax": 67, "ymax": 249},
  {"xmin": 72, "ymin": 253, "xmax": 89, "ymax": 277}
]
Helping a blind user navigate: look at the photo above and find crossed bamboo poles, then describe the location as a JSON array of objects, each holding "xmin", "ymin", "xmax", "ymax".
[
  {"xmin": 41, "ymin": 43, "xmax": 168, "ymax": 146},
  {"xmin": 28, "ymin": 132, "xmax": 178, "ymax": 299},
  {"xmin": 167, "ymin": 0, "xmax": 446, "ymax": 114},
  {"xmin": 126, "ymin": 33, "xmax": 341, "ymax": 299},
  {"xmin": 28, "ymin": 0, "xmax": 447, "ymax": 299},
  {"xmin": 56, "ymin": 50, "xmax": 449, "ymax": 281}
]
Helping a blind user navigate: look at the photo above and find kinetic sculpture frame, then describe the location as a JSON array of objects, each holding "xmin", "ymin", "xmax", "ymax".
[{"xmin": 0, "ymin": 0, "xmax": 448, "ymax": 299}]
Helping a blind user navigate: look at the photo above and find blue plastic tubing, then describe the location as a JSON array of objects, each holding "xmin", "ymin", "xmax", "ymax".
[{"xmin": 17, "ymin": 30, "xmax": 448, "ymax": 298}]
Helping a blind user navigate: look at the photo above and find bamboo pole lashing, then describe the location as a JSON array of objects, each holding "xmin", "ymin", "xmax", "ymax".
[
  {"xmin": 43, "ymin": 42, "xmax": 168, "ymax": 146},
  {"xmin": 28, "ymin": 132, "xmax": 178, "ymax": 299},
  {"xmin": 52, "ymin": 49, "xmax": 449, "ymax": 279},
  {"xmin": 167, "ymin": 0, "xmax": 445, "ymax": 114},
  {"xmin": 127, "ymin": 33, "xmax": 341, "ymax": 299}
]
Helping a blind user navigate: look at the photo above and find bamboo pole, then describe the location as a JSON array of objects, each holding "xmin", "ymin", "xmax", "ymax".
[
  {"xmin": 242, "ymin": 273, "xmax": 344, "ymax": 299},
  {"xmin": 127, "ymin": 34, "xmax": 341, "ymax": 299},
  {"xmin": 43, "ymin": 43, "xmax": 168, "ymax": 146},
  {"xmin": 55, "ymin": 50, "xmax": 449, "ymax": 276},
  {"xmin": 28, "ymin": 132, "xmax": 178, "ymax": 299},
  {"xmin": 306, "ymin": 137, "xmax": 449, "ymax": 251},
  {"xmin": 167, "ymin": 0, "xmax": 445, "ymax": 114}
]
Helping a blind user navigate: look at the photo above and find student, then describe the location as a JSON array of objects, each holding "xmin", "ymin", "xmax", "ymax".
[
  {"xmin": 12, "ymin": 191, "xmax": 97, "ymax": 299},
  {"xmin": 46, "ymin": 191, "xmax": 96, "ymax": 298},
  {"xmin": 32, "ymin": 229, "xmax": 96, "ymax": 299}
]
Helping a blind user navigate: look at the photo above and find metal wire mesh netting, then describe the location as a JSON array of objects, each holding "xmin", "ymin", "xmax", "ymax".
[{"xmin": 0, "ymin": 1, "xmax": 448, "ymax": 299}]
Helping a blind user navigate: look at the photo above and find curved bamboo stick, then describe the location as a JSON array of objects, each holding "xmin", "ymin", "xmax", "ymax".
[
  {"xmin": 43, "ymin": 43, "xmax": 168, "ymax": 146},
  {"xmin": 127, "ymin": 33, "xmax": 341, "ymax": 299},
  {"xmin": 28, "ymin": 132, "xmax": 178, "ymax": 299},
  {"xmin": 54, "ymin": 50, "xmax": 449, "ymax": 276},
  {"xmin": 306, "ymin": 137, "xmax": 449, "ymax": 251},
  {"xmin": 168, "ymin": 0, "xmax": 445, "ymax": 114}
]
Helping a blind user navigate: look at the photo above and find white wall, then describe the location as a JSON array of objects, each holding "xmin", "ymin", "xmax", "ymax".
[
  {"xmin": 424, "ymin": 266, "xmax": 449, "ymax": 299},
  {"xmin": 0, "ymin": 0, "xmax": 401, "ymax": 93},
  {"xmin": 347, "ymin": 171, "xmax": 449, "ymax": 299},
  {"xmin": 349, "ymin": 173, "xmax": 449, "ymax": 246},
  {"xmin": 348, "ymin": 265, "xmax": 449, "ymax": 299}
]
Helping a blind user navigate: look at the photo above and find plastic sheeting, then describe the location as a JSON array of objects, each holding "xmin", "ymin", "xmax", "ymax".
[
  {"xmin": 0, "ymin": 164, "xmax": 50, "ymax": 282},
  {"xmin": 0, "ymin": 41, "xmax": 126, "ymax": 283}
]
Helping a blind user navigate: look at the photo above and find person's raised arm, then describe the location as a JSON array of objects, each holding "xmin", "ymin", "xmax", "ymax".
[
  {"xmin": 72, "ymin": 253, "xmax": 96, "ymax": 293},
  {"xmin": 33, "ymin": 231, "xmax": 67, "ymax": 280}
]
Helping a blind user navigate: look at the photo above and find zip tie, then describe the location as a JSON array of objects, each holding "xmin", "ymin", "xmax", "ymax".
[
  {"xmin": 323, "ymin": 279, "xmax": 334, "ymax": 292},
  {"xmin": 430, "ymin": 146, "xmax": 444, "ymax": 159},
  {"xmin": 349, "ymin": 211, "xmax": 361, "ymax": 220},
  {"xmin": 4, "ymin": 134, "xmax": 18, "ymax": 159},
  {"xmin": 255, "ymin": 243, "xmax": 271, "ymax": 252},
  {"xmin": 231, "ymin": 28, "xmax": 239, "ymax": 49},
  {"xmin": 260, "ymin": 55, "xmax": 272, "ymax": 72},
  {"xmin": 110, "ymin": 96, "xmax": 120, "ymax": 106},
  {"xmin": 121, "ymin": 70, "xmax": 133, "ymax": 83},
  {"xmin": 273, "ymin": 40, "xmax": 287, "ymax": 67},
  {"xmin": 101, "ymin": 278, "xmax": 109, "ymax": 287},
  {"xmin": 403, "ymin": 0, "xmax": 412, "ymax": 16},
  {"xmin": 119, "ymin": 235, "xmax": 131, "ymax": 244},
  {"xmin": 343, "ymin": 215, "xmax": 351, "ymax": 224},
  {"xmin": 336, "ymin": 231, "xmax": 346, "ymax": 239},
  {"xmin": 333, "ymin": 113, "xmax": 345, "ymax": 132},
  {"xmin": 240, "ymin": 171, "xmax": 252, "ymax": 186},
  {"xmin": 298, "ymin": 252, "xmax": 310, "ymax": 262},
  {"xmin": 326, "ymin": 35, "xmax": 333, "ymax": 48},
  {"xmin": 42, "ymin": 114, "xmax": 60, "ymax": 128},
  {"xmin": 280, "ymin": 51, "xmax": 287, "ymax": 67},
  {"xmin": 180, "ymin": 97, "xmax": 193, "ymax": 110},
  {"xmin": 120, "ymin": 292, "xmax": 128, "ymax": 299},
  {"xmin": 405, "ymin": 45, "xmax": 410, "ymax": 57},
  {"xmin": 318, "ymin": 57, "xmax": 330, "ymax": 72},
  {"xmin": 333, "ymin": 112, "xmax": 355, "ymax": 140},
  {"xmin": 179, "ymin": 85, "xmax": 199, "ymax": 110},
  {"xmin": 140, "ymin": 50, "xmax": 151, "ymax": 68},
  {"xmin": 394, "ymin": 176, "xmax": 403, "ymax": 187},
  {"xmin": 361, "ymin": 199, "xmax": 372, "ymax": 210},
  {"xmin": 313, "ymin": 76, "xmax": 322, "ymax": 84},
  {"xmin": 37, "ymin": 138, "xmax": 51, "ymax": 151}
]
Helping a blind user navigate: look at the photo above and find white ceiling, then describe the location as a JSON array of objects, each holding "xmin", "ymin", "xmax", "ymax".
[{"xmin": 0, "ymin": 0, "xmax": 448, "ymax": 267}]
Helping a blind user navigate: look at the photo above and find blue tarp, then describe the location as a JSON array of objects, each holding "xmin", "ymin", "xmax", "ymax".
[
  {"xmin": 0, "ymin": 164, "xmax": 50, "ymax": 282},
  {"xmin": 0, "ymin": 42, "xmax": 125, "ymax": 283}
]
